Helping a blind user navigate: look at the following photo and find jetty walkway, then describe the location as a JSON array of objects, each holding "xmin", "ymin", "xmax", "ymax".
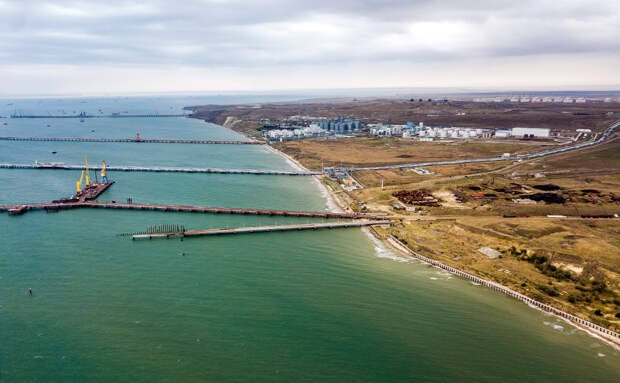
[
  {"xmin": 0, "ymin": 136, "xmax": 262, "ymax": 145},
  {"xmin": 9, "ymin": 114, "xmax": 187, "ymax": 118},
  {"xmin": 1, "ymin": 201, "xmax": 384, "ymax": 219},
  {"xmin": 132, "ymin": 220, "xmax": 390, "ymax": 240},
  {"xmin": 0, "ymin": 163, "xmax": 320, "ymax": 176}
]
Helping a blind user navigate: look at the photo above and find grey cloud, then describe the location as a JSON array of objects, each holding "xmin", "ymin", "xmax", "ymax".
[{"xmin": 0, "ymin": 0, "xmax": 618, "ymax": 67}]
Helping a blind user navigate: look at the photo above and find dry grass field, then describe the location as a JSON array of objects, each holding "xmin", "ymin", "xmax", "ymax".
[
  {"xmin": 273, "ymin": 138, "xmax": 548, "ymax": 170},
  {"xmin": 341, "ymin": 144, "xmax": 620, "ymax": 330},
  {"xmin": 507, "ymin": 137, "xmax": 620, "ymax": 174},
  {"xmin": 381, "ymin": 217, "xmax": 620, "ymax": 330},
  {"xmin": 353, "ymin": 162, "xmax": 509, "ymax": 188}
]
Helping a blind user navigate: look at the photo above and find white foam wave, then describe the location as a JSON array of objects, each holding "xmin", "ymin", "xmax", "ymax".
[
  {"xmin": 264, "ymin": 145, "xmax": 305, "ymax": 171},
  {"xmin": 281, "ymin": 154, "xmax": 304, "ymax": 172},
  {"xmin": 313, "ymin": 176, "xmax": 341, "ymax": 213},
  {"xmin": 362, "ymin": 228, "xmax": 411, "ymax": 263},
  {"xmin": 544, "ymin": 321, "xmax": 565, "ymax": 331}
]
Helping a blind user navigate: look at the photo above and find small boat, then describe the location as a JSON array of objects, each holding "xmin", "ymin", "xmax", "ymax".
[{"xmin": 52, "ymin": 151, "xmax": 57, "ymax": 154}]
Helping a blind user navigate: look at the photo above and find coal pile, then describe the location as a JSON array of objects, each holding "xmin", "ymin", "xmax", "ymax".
[
  {"xmin": 488, "ymin": 183, "xmax": 523, "ymax": 194},
  {"xmin": 533, "ymin": 184, "xmax": 561, "ymax": 191},
  {"xmin": 524, "ymin": 193, "xmax": 566, "ymax": 204}
]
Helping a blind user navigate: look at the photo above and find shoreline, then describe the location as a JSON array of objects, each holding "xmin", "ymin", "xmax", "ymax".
[
  {"xmin": 263, "ymin": 144, "xmax": 347, "ymax": 213},
  {"xmin": 207, "ymin": 116, "xmax": 620, "ymax": 350},
  {"xmin": 382, "ymin": 234, "xmax": 620, "ymax": 350}
]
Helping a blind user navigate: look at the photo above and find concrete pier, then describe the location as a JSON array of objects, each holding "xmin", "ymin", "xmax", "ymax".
[
  {"xmin": 0, "ymin": 136, "xmax": 262, "ymax": 145},
  {"xmin": 132, "ymin": 220, "xmax": 391, "ymax": 240},
  {"xmin": 0, "ymin": 163, "xmax": 319, "ymax": 176},
  {"xmin": 0, "ymin": 201, "xmax": 385, "ymax": 219},
  {"xmin": 9, "ymin": 114, "xmax": 187, "ymax": 118}
]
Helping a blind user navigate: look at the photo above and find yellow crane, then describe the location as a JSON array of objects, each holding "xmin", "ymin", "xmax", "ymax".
[
  {"xmin": 85, "ymin": 156, "xmax": 90, "ymax": 186},
  {"xmin": 101, "ymin": 160, "xmax": 108, "ymax": 183},
  {"xmin": 76, "ymin": 170, "xmax": 84, "ymax": 193}
]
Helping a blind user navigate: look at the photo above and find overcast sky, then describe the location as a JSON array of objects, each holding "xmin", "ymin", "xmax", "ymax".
[{"xmin": 1, "ymin": 0, "xmax": 619, "ymax": 95}]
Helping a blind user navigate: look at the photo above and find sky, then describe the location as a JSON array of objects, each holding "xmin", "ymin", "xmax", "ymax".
[{"xmin": 1, "ymin": 0, "xmax": 619, "ymax": 95}]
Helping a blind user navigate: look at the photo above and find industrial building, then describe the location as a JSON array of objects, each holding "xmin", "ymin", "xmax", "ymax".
[
  {"xmin": 494, "ymin": 130, "xmax": 511, "ymax": 138},
  {"xmin": 313, "ymin": 117, "xmax": 360, "ymax": 133},
  {"xmin": 263, "ymin": 124, "xmax": 328, "ymax": 141},
  {"xmin": 369, "ymin": 124, "xmax": 406, "ymax": 137},
  {"xmin": 511, "ymin": 127, "xmax": 550, "ymax": 138}
]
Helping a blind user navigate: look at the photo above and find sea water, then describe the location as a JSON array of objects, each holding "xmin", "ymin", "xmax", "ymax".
[{"xmin": 1, "ymin": 95, "xmax": 618, "ymax": 382}]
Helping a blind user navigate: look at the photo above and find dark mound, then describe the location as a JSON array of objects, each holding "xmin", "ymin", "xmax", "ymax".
[
  {"xmin": 525, "ymin": 193, "xmax": 566, "ymax": 204},
  {"xmin": 533, "ymin": 184, "xmax": 561, "ymax": 191}
]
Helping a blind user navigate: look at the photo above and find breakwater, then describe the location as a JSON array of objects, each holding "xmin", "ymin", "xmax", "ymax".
[
  {"xmin": 0, "ymin": 136, "xmax": 262, "ymax": 144},
  {"xmin": 385, "ymin": 234, "xmax": 620, "ymax": 346}
]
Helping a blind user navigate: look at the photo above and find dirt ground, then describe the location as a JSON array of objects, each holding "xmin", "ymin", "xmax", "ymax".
[{"xmin": 273, "ymin": 138, "xmax": 549, "ymax": 170}]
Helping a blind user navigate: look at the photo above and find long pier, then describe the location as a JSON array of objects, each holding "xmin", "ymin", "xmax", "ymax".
[
  {"xmin": 9, "ymin": 114, "xmax": 187, "ymax": 119},
  {"xmin": 0, "ymin": 136, "xmax": 262, "ymax": 145},
  {"xmin": 0, "ymin": 201, "xmax": 384, "ymax": 219},
  {"xmin": 132, "ymin": 220, "xmax": 391, "ymax": 240},
  {"xmin": 0, "ymin": 163, "xmax": 320, "ymax": 176}
]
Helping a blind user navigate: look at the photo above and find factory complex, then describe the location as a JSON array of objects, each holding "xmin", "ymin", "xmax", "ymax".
[{"xmin": 370, "ymin": 123, "xmax": 552, "ymax": 140}]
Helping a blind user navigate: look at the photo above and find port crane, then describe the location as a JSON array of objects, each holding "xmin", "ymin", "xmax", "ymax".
[
  {"xmin": 101, "ymin": 160, "xmax": 108, "ymax": 183},
  {"xmin": 85, "ymin": 156, "xmax": 90, "ymax": 186},
  {"xmin": 76, "ymin": 170, "xmax": 84, "ymax": 193},
  {"xmin": 76, "ymin": 156, "xmax": 101, "ymax": 193}
]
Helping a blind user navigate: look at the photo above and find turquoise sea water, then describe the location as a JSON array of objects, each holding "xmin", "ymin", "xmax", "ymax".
[{"xmin": 1, "ymin": 96, "xmax": 619, "ymax": 382}]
